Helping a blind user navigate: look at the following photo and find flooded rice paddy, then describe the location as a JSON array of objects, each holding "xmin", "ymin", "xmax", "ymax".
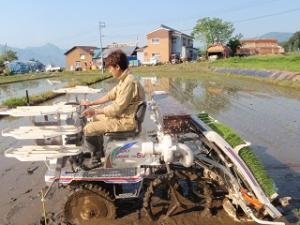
[
  {"xmin": 0, "ymin": 75, "xmax": 299, "ymax": 225},
  {"xmin": 0, "ymin": 78, "xmax": 68, "ymax": 103}
]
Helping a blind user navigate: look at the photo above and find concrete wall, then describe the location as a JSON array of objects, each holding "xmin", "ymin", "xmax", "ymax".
[
  {"xmin": 137, "ymin": 51, "xmax": 144, "ymax": 64},
  {"xmin": 144, "ymin": 29, "xmax": 171, "ymax": 63}
]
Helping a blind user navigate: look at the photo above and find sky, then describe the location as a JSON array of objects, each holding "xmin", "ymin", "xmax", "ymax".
[{"xmin": 0, "ymin": 0, "xmax": 300, "ymax": 49}]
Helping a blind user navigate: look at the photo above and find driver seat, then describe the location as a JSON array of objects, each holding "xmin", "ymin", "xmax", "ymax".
[{"xmin": 104, "ymin": 102, "xmax": 147, "ymax": 139}]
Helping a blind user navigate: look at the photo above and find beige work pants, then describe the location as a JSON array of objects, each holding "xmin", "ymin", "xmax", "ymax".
[{"xmin": 83, "ymin": 114, "xmax": 136, "ymax": 136}]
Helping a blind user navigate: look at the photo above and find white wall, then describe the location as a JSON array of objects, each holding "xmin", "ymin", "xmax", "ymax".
[
  {"xmin": 171, "ymin": 34, "xmax": 194, "ymax": 58},
  {"xmin": 137, "ymin": 51, "xmax": 144, "ymax": 63}
]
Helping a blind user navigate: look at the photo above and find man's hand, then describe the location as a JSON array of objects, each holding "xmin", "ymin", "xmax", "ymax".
[
  {"xmin": 81, "ymin": 108, "xmax": 95, "ymax": 118},
  {"xmin": 80, "ymin": 100, "xmax": 91, "ymax": 106}
]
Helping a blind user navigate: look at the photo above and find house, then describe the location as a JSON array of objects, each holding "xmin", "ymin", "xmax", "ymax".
[
  {"xmin": 93, "ymin": 43, "xmax": 139, "ymax": 68},
  {"xmin": 207, "ymin": 44, "xmax": 231, "ymax": 59},
  {"xmin": 136, "ymin": 46, "xmax": 147, "ymax": 65},
  {"xmin": 143, "ymin": 25, "xmax": 198, "ymax": 64},
  {"xmin": 237, "ymin": 39, "xmax": 285, "ymax": 56},
  {"xmin": 92, "ymin": 48, "xmax": 107, "ymax": 70},
  {"xmin": 65, "ymin": 46, "xmax": 98, "ymax": 71}
]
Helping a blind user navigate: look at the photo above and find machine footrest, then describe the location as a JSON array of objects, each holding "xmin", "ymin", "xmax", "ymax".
[
  {"xmin": 2, "ymin": 125, "xmax": 81, "ymax": 139},
  {"xmin": 5, "ymin": 145, "xmax": 81, "ymax": 161}
]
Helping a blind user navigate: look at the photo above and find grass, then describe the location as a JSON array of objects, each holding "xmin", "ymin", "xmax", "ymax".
[
  {"xmin": 3, "ymin": 92, "xmax": 64, "ymax": 107},
  {"xmin": 198, "ymin": 112, "xmax": 277, "ymax": 198},
  {"xmin": 0, "ymin": 73, "xmax": 59, "ymax": 85},
  {"xmin": 2, "ymin": 73, "xmax": 111, "ymax": 108},
  {"xmin": 211, "ymin": 54, "xmax": 300, "ymax": 72},
  {"xmin": 0, "ymin": 70, "xmax": 110, "ymax": 85},
  {"xmin": 132, "ymin": 61, "xmax": 213, "ymax": 75}
]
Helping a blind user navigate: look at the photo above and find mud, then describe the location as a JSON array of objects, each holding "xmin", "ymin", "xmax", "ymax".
[{"xmin": 0, "ymin": 75, "xmax": 299, "ymax": 224}]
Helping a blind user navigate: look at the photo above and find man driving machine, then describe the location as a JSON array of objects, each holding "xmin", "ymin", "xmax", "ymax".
[{"xmin": 80, "ymin": 50, "xmax": 145, "ymax": 162}]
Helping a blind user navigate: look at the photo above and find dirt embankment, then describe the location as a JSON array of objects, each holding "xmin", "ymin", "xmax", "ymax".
[{"xmin": 211, "ymin": 67, "xmax": 300, "ymax": 81}]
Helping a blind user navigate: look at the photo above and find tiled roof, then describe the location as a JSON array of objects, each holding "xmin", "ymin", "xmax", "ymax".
[
  {"xmin": 64, "ymin": 46, "xmax": 98, "ymax": 55},
  {"xmin": 100, "ymin": 46, "xmax": 138, "ymax": 58},
  {"xmin": 242, "ymin": 39, "xmax": 278, "ymax": 43},
  {"xmin": 148, "ymin": 24, "xmax": 193, "ymax": 38}
]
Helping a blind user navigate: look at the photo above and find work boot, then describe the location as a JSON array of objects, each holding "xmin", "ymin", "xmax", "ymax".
[{"xmin": 83, "ymin": 135, "xmax": 104, "ymax": 163}]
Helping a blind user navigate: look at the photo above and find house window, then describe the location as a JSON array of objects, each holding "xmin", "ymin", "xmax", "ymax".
[
  {"xmin": 80, "ymin": 53, "xmax": 85, "ymax": 60},
  {"xmin": 151, "ymin": 53, "xmax": 160, "ymax": 61},
  {"xmin": 172, "ymin": 37, "xmax": 177, "ymax": 44},
  {"xmin": 183, "ymin": 38, "xmax": 186, "ymax": 46},
  {"xmin": 75, "ymin": 61, "xmax": 81, "ymax": 69},
  {"xmin": 152, "ymin": 38, "xmax": 160, "ymax": 44}
]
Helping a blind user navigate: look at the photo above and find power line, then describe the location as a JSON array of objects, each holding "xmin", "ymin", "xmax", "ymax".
[
  {"xmin": 48, "ymin": 2, "xmax": 296, "ymax": 48},
  {"xmin": 178, "ymin": 7, "xmax": 300, "ymax": 33},
  {"xmin": 103, "ymin": 0, "xmax": 284, "ymax": 29},
  {"xmin": 70, "ymin": 5, "xmax": 299, "ymax": 47},
  {"xmin": 47, "ymin": 0, "xmax": 285, "ymax": 46},
  {"xmin": 216, "ymin": 0, "xmax": 284, "ymax": 14},
  {"xmin": 88, "ymin": 5, "xmax": 300, "ymax": 43},
  {"xmin": 233, "ymin": 8, "xmax": 300, "ymax": 23}
]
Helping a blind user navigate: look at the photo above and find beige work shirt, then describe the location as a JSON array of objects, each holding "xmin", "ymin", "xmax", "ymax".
[
  {"xmin": 103, "ymin": 69, "xmax": 145, "ymax": 118},
  {"xmin": 84, "ymin": 69, "xmax": 145, "ymax": 136}
]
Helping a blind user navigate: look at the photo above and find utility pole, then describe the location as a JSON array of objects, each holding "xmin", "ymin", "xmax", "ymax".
[{"xmin": 99, "ymin": 21, "xmax": 105, "ymax": 74}]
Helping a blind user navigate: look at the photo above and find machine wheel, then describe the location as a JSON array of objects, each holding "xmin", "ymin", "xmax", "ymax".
[
  {"xmin": 63, "ymin": 184, "xmax": 116, "ymax": 225},
  {"xmin": 143, "ymin": 174, "xmax": 172, "ymax": 220},
  {"xmin": 143, "ymin": 171, "xmax": 212, "ymax": 221}
]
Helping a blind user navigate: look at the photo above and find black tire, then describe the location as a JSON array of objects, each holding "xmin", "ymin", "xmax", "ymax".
[
  {"xmin": 63, "ymin": 184, "xmax": 116, "ymax": 225},
  {"xmin": 143, "ymin": 174, "xmax": 172, "ymax": 221},
  {"xmin": 143, "ymin": 172, "xmax": 212, "ymax": 221}
]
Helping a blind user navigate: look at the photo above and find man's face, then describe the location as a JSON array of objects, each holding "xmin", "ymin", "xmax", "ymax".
[{"xmin": 108, "ymin": 65, "xmax": 122, "ymax": 78}]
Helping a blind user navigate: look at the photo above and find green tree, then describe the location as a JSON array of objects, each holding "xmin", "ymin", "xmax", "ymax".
[
  {"xmin": 0, "ymin": 56, "xmax": 5, "ymax": 74},
  {"xmin": 0, "ymin": 50, "xmax": 18, "ymax": 75},
  {"xmin": 283, "ymin": 31, "xmax": 300, "ymax": 52},
  {"xmin": 192, "ymin": 17, "xmax": 235, "ymax": 48},
  {"xmin": 4, "ymin": 50, "xmax": 18, "ymax": 61},
  {"xmin": 227, "ymin": 34, "xmax": 242, "ymax": 56}
]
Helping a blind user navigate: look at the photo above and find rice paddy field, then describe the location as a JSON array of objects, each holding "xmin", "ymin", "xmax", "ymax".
[{"xmin": 0, "ymin": 64, "xmax": 300, "ymax": 224}]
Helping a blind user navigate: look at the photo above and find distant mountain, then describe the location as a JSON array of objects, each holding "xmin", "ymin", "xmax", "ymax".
[
  {"xmin": 258, "ymin": 32, "xmax": 293, "ymax": 43},
  {"xmin": 0, "ymin": 43, "xmax": 66, "ymax": 67}
]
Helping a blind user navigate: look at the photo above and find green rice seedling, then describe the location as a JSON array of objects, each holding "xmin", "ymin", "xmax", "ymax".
[{"xmin": 198, "ymin": 112, "xmax": 277, "ymax": 198}]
